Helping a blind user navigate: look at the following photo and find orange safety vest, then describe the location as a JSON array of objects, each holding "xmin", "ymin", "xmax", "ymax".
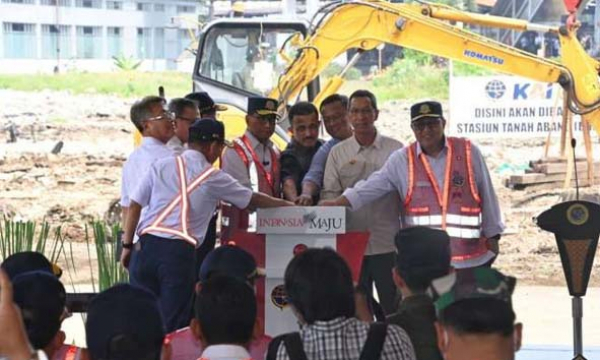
[
  {"xmin": 221, "ymin": 135, "xmax": 280, "ymax": 242},
  {"xmin": 405, "ymin": 137, "xmax": 488, "ymax": 267},
  {"xmin": 140, "ymin": 155, "xmax": 217, "ymax": 247},
  {"xmin": 53, "ymin": 345, "xmax": 86, "ymax": 360}
]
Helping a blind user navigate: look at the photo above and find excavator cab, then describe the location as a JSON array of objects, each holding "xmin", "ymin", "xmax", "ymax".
[{"xmin": 193, "ymin": 20, "xmax": 320, "ymax": 147}]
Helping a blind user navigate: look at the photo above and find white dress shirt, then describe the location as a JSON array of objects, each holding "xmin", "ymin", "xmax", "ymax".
[
  {"xmin": 167, "ymin": 135, "xmax": 186, "ymax": 154},
  {"xmin": 120, "ymin": 136, "xmax": 174, "ymax": 207},
  {"xmin": 131, "ymin": 149, "xmax": 253, "ymax": 245},
  {"xmin": 199, "ymin": 344, "xmax": 253, "ymax": 360}
]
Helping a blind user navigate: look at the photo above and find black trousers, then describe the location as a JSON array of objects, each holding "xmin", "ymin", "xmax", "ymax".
[
  {"xmin": 129, "ymin": 233, "xmax": 195, "ymax": 332},
  {"xmin": 194, "ymin": 213, "xmax": 218, "ymax": 279},
  {"xmin": 358, "ymin": 252, "xmax": 399, "ymax": 315}
]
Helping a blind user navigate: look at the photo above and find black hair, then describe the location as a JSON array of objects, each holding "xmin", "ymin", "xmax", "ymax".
[
  {"xmin": 349, "ymin": 89, "xmax": 378, "ymax": 110},
  {"xmin": 319, "ymin": 94, "xmax": 348, "ymax": 113},
  {"xmin": 195, "ymin": 275, "xmax": 256, "ymax": 346},
  {"xmin": 398, "ymin": 266, "xmax": 448, "ymax": 294},
  {"xmin": 130, "ymin": 96, "xmax": 165, "ymax": 133},
  {"xmin": 168, "ymin": 98, "xmax": 197, "ymax": 119},
  {"xmin": 288, "ymin": 101, "xmax": 318, "ymax": 126},
  {"xmin": 284, "ymin": 248, "xmax": 355, "ymax": 324},
  {"xmin": 438, "ymin": 298, "xmax": 516, "ymax": 337}
]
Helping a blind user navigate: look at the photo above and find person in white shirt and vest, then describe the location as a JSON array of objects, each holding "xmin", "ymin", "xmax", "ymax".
[
  {"xmin": 120, "ymin": 96, "xmax": 175, "ymax": 234},
  {"xmin": 321, "ymin": 101, "xmax": 505, "ymax": 269},
  {"xmin": 180, "ymin": 92, "xmax": 228, "ymax": 279},
  {"xmin": 220, "ymin": 97, "xmax": 282, "ymax": 242},
  {"xmin": 120, "ymin": 118, "xmax": 292, "ymax": 332}
]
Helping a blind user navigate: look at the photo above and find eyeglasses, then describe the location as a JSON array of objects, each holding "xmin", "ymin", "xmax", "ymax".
[
  {"xmin": 411, "ymin": 119, "xmax": 442, "ymax": 131},
  {"xmin": 176, "ymin": 116, "xmax": 197, "ymax": 122},
  {"xmin": 146, "ymin": 111, "xmax": 175, "ymax": 122},
  {"xmin": 349, "ymin": 108, "xmax": 375, "ymax": 116},
  {"xmin": 322, "ymin": 114, "xmax": 345, "ymax": 125}
]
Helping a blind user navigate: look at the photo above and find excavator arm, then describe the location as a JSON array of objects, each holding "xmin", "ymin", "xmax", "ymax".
[{"xmin": 270, "ymin": 1, "xmax": 600, "ymax": 133}]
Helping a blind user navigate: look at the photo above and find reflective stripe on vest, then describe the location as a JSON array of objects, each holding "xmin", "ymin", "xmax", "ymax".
[
  {"xmin": 232, "ymin": 138, "xmax": 259, "ymax": 231},
  {"xmin": 141, "ymin": 156, "xmax": 217, "ymax": 246},
  {"xmin": 405, "ymin": 137, "xmax": 487, "ymax": 265}
]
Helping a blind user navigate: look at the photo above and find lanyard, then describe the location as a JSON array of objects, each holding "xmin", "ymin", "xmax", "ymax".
[{"xmin": 241, "ymin": 135, "xmax": 278, "ymax": 193}]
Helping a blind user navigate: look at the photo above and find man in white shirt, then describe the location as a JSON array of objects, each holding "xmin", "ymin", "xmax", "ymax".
[
  {"xmin": 120, "ymin": 96, "xmax": 175, "ymax": 230},
  {"xmin": 191, "ymin": 275, "xmax": 257, "ymax": 360},
  {"xmin": 121, "ymin": 119, "xmax": 292, "ymax": 332}
]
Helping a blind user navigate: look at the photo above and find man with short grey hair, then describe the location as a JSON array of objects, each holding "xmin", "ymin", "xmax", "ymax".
[
  {"xmin": 121, "ymin": 96, "xmax": 174, "ymax": 239},
  {"xmin": 167, "ymin": 98, "xmax": 199, "ymax": 154}
]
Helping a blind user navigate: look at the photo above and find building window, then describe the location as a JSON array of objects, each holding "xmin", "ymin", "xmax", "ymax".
[
  {"xmin": 1, "ymin": 0, "xmax": 36, "ymax": 4},
  {"xmin": 137, "ymin": 27, "xmax": 152, "ymax": 59},
  {"xmin": 40, "ymin": 0, "xmax": 71, "ymax": 5},
  {"xmin": 176, "ymin": 5, "xmax": 195, "ymax": 13},
  {"xmin": 154, "ymin": 3, "xmax": 164, "ymax": 11},
  {"xmin": 154, "ymin": 28, "xmax": 164, "ymax": 58},
  {"xmin": 177, "ymin": 29, "xmax": 190, "ymax": 56},
  {"xmin": 106, "ymin": 0, "xmax": 121, "ymax": 9},
  {"xmin": 107, "ymin": 27, "xmax": 122, "ymax": 57},
  {"xmin": 3, "ymin": 22, "xmax": 36, "ymax": 58},
  {"xmin": 41, "ymin": 24, "xmax": 71, "ymax": 59},
  {"xmin": 76, "ymin": 26, "xmax": 101, "ymax": 58},
  {"xmin": 136, "ymin": 2, "xmax": 150, "ymax": 11},
  {"xmin": 75, "ymin": 0, "xmax": 101, "ymax": 8}
]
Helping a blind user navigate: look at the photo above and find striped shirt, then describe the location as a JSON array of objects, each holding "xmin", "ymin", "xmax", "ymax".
[{"xmin": 274, "ymin": 317, "xmax": 416, "ymax": 360}]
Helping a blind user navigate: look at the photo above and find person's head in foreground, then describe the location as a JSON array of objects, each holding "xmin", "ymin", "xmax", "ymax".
[
  {"xmin": 429, "ymin": 268, "xmax": 522, "ymax": 360},
  {"xmin": 12, "ymin": 271, "xmax": 67, "ymax": 358},
  {"xmin": 86, "ymin": 284, "xmax": 167, "ymax": 360},
  {"xmin": 393, "ymin": 226, "xmax": 451, "ymax": 297},
  {"xmin": 191, "ymin": 274, "xmax": 257, "ymax": 354},
  {"xmin": 284, "ymin": 247, "xmax": 355, "ymax": 324}
]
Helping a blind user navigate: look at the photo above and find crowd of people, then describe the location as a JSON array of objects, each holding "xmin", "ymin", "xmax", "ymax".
[{"xmin": 0, "ymin": 89, "xmax": 523, "ymax": 360}]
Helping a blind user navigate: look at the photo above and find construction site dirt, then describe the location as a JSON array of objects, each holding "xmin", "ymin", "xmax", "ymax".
[{"xmin": 2, "ymin": 88, "xmax": 600, "ymax": 287}]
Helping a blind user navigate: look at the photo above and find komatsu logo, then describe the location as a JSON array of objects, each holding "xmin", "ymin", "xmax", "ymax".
[{"xmin": 463, "ymin": 50, "xmax": 505, "ymax": 65}]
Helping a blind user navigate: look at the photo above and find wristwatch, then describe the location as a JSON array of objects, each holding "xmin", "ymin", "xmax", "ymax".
[{"xmin": 122, "ymin": 241, "xmax": 133, "ymax": 249}]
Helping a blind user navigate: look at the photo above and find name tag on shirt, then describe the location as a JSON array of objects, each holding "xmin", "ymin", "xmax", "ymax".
[{"xmin": 416, "ymin": 181, "xmax": 432, "ymax": 187}]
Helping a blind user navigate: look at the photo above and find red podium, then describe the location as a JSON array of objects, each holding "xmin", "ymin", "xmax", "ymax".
[{"xmin": 227, "ymin": 206, "xmax": 369, "ymax": 336}]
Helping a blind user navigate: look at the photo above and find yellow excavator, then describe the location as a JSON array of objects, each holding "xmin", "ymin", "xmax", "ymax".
[{"xmin": 192, "ymin": 0, "xmax": 600, "ymax": 139}]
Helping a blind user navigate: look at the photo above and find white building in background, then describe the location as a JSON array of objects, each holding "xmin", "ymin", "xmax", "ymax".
[{"xmin": 0, "ymin": 0, "xmax": 202, "ymax": 73}]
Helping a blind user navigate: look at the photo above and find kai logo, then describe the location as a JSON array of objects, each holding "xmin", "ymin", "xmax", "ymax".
[{"xmin": 512, "ymin": 82, "xmax": 554, "ymax": 100}]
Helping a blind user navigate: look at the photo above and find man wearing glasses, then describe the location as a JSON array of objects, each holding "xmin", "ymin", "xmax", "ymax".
[
  {"xmin": 167, "ymin": 97, "xmax": 200, "ymax": 154},
  {"xmin": 296, "ymin": 94, "xmax": 353, "ymax": 206},
  {"xmin": 120, "ymin": 96, "xmax": 175, "ymax": 240},
  {"xmin": 121, "ymin": 119, "xmax": 292, "ymax": 331},
  {"xmin": 320, "ymin": 89, "xmax": 404, "ymax": 315},
  {"xmin": 220, "ymin": 97, "xmax": 282, "ymax": 242},
  {"xmin": 321, "ymin": 101, "xmax": 504, "ymax": 270}
]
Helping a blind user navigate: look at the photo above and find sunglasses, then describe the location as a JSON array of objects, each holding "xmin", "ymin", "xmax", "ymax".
[{"xmin": 411, "ymin": 118, "xmax": 443, "ymax": 131}]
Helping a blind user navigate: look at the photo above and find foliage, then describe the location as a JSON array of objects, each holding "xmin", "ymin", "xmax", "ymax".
[
  {"xmin": 0, "ymin": 219, "xmax": 65, "ymax": 264},
  {"xmin": 321, "ymin": 62, "xmax": 362, "ymax": 81},
  {"xmin": 112, "ymin": 55, "xmax": 143, "ymax": 71},
  {"xmin": 372, "ymin": 48, "xmax": 497, "ymax": 101},
  {"xmin": 86, "ymin": 221, "xmax": 128, "ymax": 292},
  {"xmin": 0, "ymin": 72, "xmax": 191, "ymax": 98},
  {"xmin": 372, "ymin": 50, "xmax": 449, "ymax": 101}
]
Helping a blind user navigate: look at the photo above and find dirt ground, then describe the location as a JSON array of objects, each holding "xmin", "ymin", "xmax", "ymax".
[{"xmin": 2, "ymin": 89, "xmax": 600, "ymax": 287}]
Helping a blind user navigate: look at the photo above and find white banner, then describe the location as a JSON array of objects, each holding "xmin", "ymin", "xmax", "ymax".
[
  {"xmin": 257, "ymin": 206, "xmax": 345, "ymax": 234},
  {"xmin": 449, "ymin": 75, "xmax": 587, "ymax": 138}
]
